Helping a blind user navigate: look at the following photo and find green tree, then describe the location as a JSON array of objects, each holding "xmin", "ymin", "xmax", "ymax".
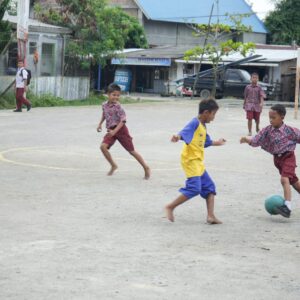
[
  {"xmin": 0, "ymin": 0, "xmax": 12, "ymax": 53},
  {"xmin": 34, "ymin": 0, "xmax": 147, "ymax": 70},
  {"xmin": 265, "ymin": 0, "xmax": 300, "ymax": 45},
  {"xmin": 184, "ymin": 13, "xmax": 255, "ymax": 98}
]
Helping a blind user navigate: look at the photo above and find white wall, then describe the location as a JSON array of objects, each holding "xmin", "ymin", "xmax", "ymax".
[{"xmin": 0, "ymin": 76, "xmax": 90, "ymax": 100}]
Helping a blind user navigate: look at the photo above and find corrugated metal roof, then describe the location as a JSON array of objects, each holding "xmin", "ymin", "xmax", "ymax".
[
  {"xmin": 135, "ymin": 0, "xmax": 267, "ymax": 33},
  {"xmin": 3, "ymin": 13, "xmax": 72, "ymax": 34},
  {"xmin": 220, "ymin": 48, "xmax": 298, "ymax": 63},
  {"xmin": 176, "ymin": 47, "xmax": 298, "ymax": 64},
  {"xmin": 121, "ymin": 45, "xmax": 193, "ymax": 59},
  {"xmin": 117, "ymin": 45, "xmax": 298, "ymax": 64}
]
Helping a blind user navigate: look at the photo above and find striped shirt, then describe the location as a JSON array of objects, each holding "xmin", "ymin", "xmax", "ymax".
[
  {"xmin": 102, "ymin": 101, "xmax": 126, "ymax": 129},
  {"xmin": 250, "ymin": 123, "xmax": 300, "ymax": 155},
  {"xmin": 244, "ymin": 84, "xmax": 265, "ymax": 112}
]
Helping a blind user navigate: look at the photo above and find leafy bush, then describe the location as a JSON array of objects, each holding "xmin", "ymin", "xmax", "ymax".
[
  {"xmin": 0, "ymin": 92, "xmax": 108, "ymax": 109},
  {"xmin": 30, "ymin": 93, "xmax": 65, "ymax": 107},
  {"xmin": 0, "ymin": 91, "xmax": 145, "ymax": 110}
]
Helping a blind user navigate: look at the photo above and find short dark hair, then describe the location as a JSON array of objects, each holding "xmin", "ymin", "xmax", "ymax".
[
  {"xmin": 199, "ymin": 98, "xmax": 219, "ymax": 114},
  {"xmin": 271, "ymin": 104, "xmax": 286, "ymax": 117},
  {"xmin": 107, "ymin": 83, "xmax": 121, "ymax": 94},
  {"xmin": 251, "ymin": 72, "xmax": 259, "ymax": 77}
]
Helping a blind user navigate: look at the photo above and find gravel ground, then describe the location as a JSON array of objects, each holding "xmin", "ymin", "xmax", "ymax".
[{"xmin": 0, "ymin": 99, "xmax": 300, "ymax": 300}]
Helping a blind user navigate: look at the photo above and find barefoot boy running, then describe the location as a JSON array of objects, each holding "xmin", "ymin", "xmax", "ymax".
[
  {"xmin": 165, "ymin": 98, "xmax": 225, "ymax": 223},
  {"xmin": 240, "ymin": 104, "xmax": 300, "ymax": 218},
  {"xmin": 97, "ymin": 84, "xmax": 150, "ymax": 179}
]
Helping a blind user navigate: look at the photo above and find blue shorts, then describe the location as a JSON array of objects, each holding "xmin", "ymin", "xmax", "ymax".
[{"xmin": 179, "ymin": 171, "xmax": 216, "ymax": 199}]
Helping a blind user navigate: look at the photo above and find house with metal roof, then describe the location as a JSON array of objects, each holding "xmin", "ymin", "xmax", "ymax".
[
  {"xmin": 109, "ymin": 44, "xmax": 299, "ymax": 98},
  {"xmin": 0, "ymin": 7, "xmax": 90, "ymax": 100},
  {"xmin": 109, "ymin": 0, "xmax": 268, "ymax": 46},
  {"xmin": 107, "ymin": 0, "xmax": 269, "ymax": 94}
]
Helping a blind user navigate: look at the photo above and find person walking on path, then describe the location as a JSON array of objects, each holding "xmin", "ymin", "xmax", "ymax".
[
  {"xmin": 243, "ymin": 72, "xmax": 265, "ymax": 136},
  {"xmin": 14, "ymin": 59, "xmax": 31, "ymax": 112}
]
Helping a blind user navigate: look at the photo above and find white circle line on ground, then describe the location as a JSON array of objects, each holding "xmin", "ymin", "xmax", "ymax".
[
  {"xmin": 0, "ymin": 147, "xmax": 264, "ymax": 175},
  {"xmin": 0, "ymin": 147, "xmax": 173, "ymax": 165},
  {"xmin": 0, "ymin": 147, "xmax": 181, "ymax": 173}
]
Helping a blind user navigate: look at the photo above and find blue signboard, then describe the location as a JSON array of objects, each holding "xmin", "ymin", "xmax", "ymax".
[
  {"xmin": 112, "ymin": 57, "xmax": 171, "ymax": 67},
  {"xmin": 114, "ymin": 69, "xmax": 132, "ymax": 92}
]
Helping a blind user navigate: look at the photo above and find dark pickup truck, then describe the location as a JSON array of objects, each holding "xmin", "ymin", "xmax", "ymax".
[{"xmin": 183, "ymin": 68, "xmax": 274, "ymax": 99}]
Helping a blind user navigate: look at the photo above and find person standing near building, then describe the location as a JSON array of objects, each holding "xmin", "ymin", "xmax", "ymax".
[
  {"xmin": 14, "ymin": 59, "xmax": 31, "ymax": 112},
  {"xmin": 243, "ymin": 73, "xmax": 265, "ymax": 135}
]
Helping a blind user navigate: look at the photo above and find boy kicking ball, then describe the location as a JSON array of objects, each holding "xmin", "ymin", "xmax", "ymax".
[{"xmin": 240, "ymin": 104, "xmax": 300, "ymax": 218}]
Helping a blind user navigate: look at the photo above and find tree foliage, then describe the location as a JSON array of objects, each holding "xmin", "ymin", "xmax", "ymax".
[
  {"xmin": 184, "ymin": 13, "xmax": 255, "ymax": 97},
  {"xmin": 34, "ymin": 0, "xmax": 148, "ymax": 68},
  {"xmin": 265, "ymin": 0, "xmax": 300, "ymax": 45},
  {"xmin": 0, "ymin": 0, "xmax": 12, "ymax": 52}
]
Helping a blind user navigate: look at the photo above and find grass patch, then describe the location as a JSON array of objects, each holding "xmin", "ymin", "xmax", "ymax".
[{"xmin": 0, "ymin": 92, "xmax": 145, "ymax": 110}]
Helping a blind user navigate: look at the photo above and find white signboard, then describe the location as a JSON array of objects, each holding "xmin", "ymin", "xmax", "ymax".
[{"xmin": 17, "ymin": 0, "xmax": 29, "ymax": 40}]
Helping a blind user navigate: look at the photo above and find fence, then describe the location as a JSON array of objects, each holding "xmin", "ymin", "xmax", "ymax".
[{"xmin": 0, "ymin": 76, "xmax": 90, "ymax": 100}]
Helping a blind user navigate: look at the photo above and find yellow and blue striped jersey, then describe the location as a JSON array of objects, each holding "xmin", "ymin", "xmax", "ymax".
[{"xmin": 179, "ymin": 118, "xmax": 212, "ymax": 177}]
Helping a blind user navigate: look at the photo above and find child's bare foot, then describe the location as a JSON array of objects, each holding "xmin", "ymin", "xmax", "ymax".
[
  {"xmin": 207, "ymin": 216, "xmax": 222, "ymax": 225},
  {"xmin": 107, "ymin": 165, "xmax": 118, "ymax": 176},
  {"xmin": 144, "ymin": 166, "xmax": 151, "ymax": 180},
  {"xmin": 165, "ymin": 205, "xmax": 175, "ymax": 222}
]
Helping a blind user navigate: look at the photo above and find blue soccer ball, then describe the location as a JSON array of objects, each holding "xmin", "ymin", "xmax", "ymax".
[{"xmin": 265, "ymin": 195, "xmax": 285, "ymax": 215}]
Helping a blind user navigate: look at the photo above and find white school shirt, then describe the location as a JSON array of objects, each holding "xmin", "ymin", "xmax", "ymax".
[{"xmin": 15, "ymin": 68, "xmax": 28, "ymax": 88}]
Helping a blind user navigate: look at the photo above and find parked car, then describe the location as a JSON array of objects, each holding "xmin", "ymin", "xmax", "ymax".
[{"xmin": 183, "ymin": 68, "xmax": 274, "ymax": 99}]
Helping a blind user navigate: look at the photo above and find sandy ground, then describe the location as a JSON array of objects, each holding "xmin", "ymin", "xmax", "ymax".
[{"xmin": 0, "ymin": 99, "xmax": 300, "ymax": 300}]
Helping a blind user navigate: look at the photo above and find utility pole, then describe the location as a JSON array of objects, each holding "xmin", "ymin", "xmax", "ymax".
[
  {"xmin": 17, "ymin": 0, "xmax": 29, "ymax": 63},
  {"xmin": 294, "ymin": 48, "xmax": 300, "ymax": 119}
]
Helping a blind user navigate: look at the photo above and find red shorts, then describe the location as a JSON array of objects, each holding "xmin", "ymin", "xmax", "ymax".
[
  {"xmin": 102, "ymin": 125, "xmax": 134, "ymax": 152},
  {"xmin": 274, "ymin": 151, "xmax": 299, "ymax": 184},
  {"xmin": 246, "ymin": 110, "xmax": 261, "ymax": 122}
]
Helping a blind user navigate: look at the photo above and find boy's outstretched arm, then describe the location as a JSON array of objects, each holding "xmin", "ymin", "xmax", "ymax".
[
  {"xmin": 171, "ymin": 134, "xmax": 181, "ymax": 142},
  {"xmin": 205, "ymin": 134, "xmax": 225, "ymax": 147},
  {"xmin": 240, "ymin": 136, "xmax": 251, "ymax": 144},
  {"xmin": 212, "ymin": 138, "xmax": 226, "ymax": 146}
]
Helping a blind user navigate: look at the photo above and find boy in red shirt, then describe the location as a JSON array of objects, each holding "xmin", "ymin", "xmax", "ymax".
[
  {"xmin": 97, "ymin": 84, "xmax": 150, "ymax": 179},
  {"xmin": 243, "ymin": 73, "xmax": 265, "ymax": 136},
  {"xmin": 240, "ymin": 104, "xmax": 300, "ymax": 218}
]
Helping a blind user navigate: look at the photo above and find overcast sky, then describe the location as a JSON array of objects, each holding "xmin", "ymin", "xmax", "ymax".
[{"xmin": 247, "ymin": 0, "xmax": 276, "ymax": 19}]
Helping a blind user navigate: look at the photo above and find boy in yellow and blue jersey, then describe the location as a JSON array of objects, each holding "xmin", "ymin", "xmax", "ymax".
[{"xmin": 165, "ymin": 98, "xmax": 226, "ymax": 223}]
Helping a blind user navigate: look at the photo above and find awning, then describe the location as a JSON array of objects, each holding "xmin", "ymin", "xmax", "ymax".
[
  {"xmin": 175, "ymin": 59, "xmax": 279, "ymax": 67},
  {"xmin": 111, "ymin": 57, "xmax": 171, "ymax": 66}
]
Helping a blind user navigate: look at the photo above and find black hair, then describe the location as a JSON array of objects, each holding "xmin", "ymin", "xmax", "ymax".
[
  {"xmin": 199, "ymin": 98, "xmax": 219, "ymax": 114},
  {"xmin": 251, "ymin": 72, "xmax": 259, "ymax": 77},
  {"xmin": 271, "ymin": 104, "xmax": 286, "ymax": 117},
  {"xmin": 107, "ymin": 83, "xmax": 121, "ymax": 94}
]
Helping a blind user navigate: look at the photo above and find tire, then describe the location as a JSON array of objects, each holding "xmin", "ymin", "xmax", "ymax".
[{"xmin": 200, "ymin": 89, "xmax": 211, "ymax": 99}]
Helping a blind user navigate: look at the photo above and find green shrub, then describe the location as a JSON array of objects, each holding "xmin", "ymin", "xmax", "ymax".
[
  {"xmin": 0, "ymin": 91, "xmax": 143, "ymax": 110},
  {"xmin": 0, "ymin": 92, "xmax": 15, "ymax": 109}
]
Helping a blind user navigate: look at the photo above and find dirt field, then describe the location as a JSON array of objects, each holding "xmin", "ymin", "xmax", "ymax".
[{"xmin": 0, "ymin": 99, "xmax": 300, "ymax": 300}]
